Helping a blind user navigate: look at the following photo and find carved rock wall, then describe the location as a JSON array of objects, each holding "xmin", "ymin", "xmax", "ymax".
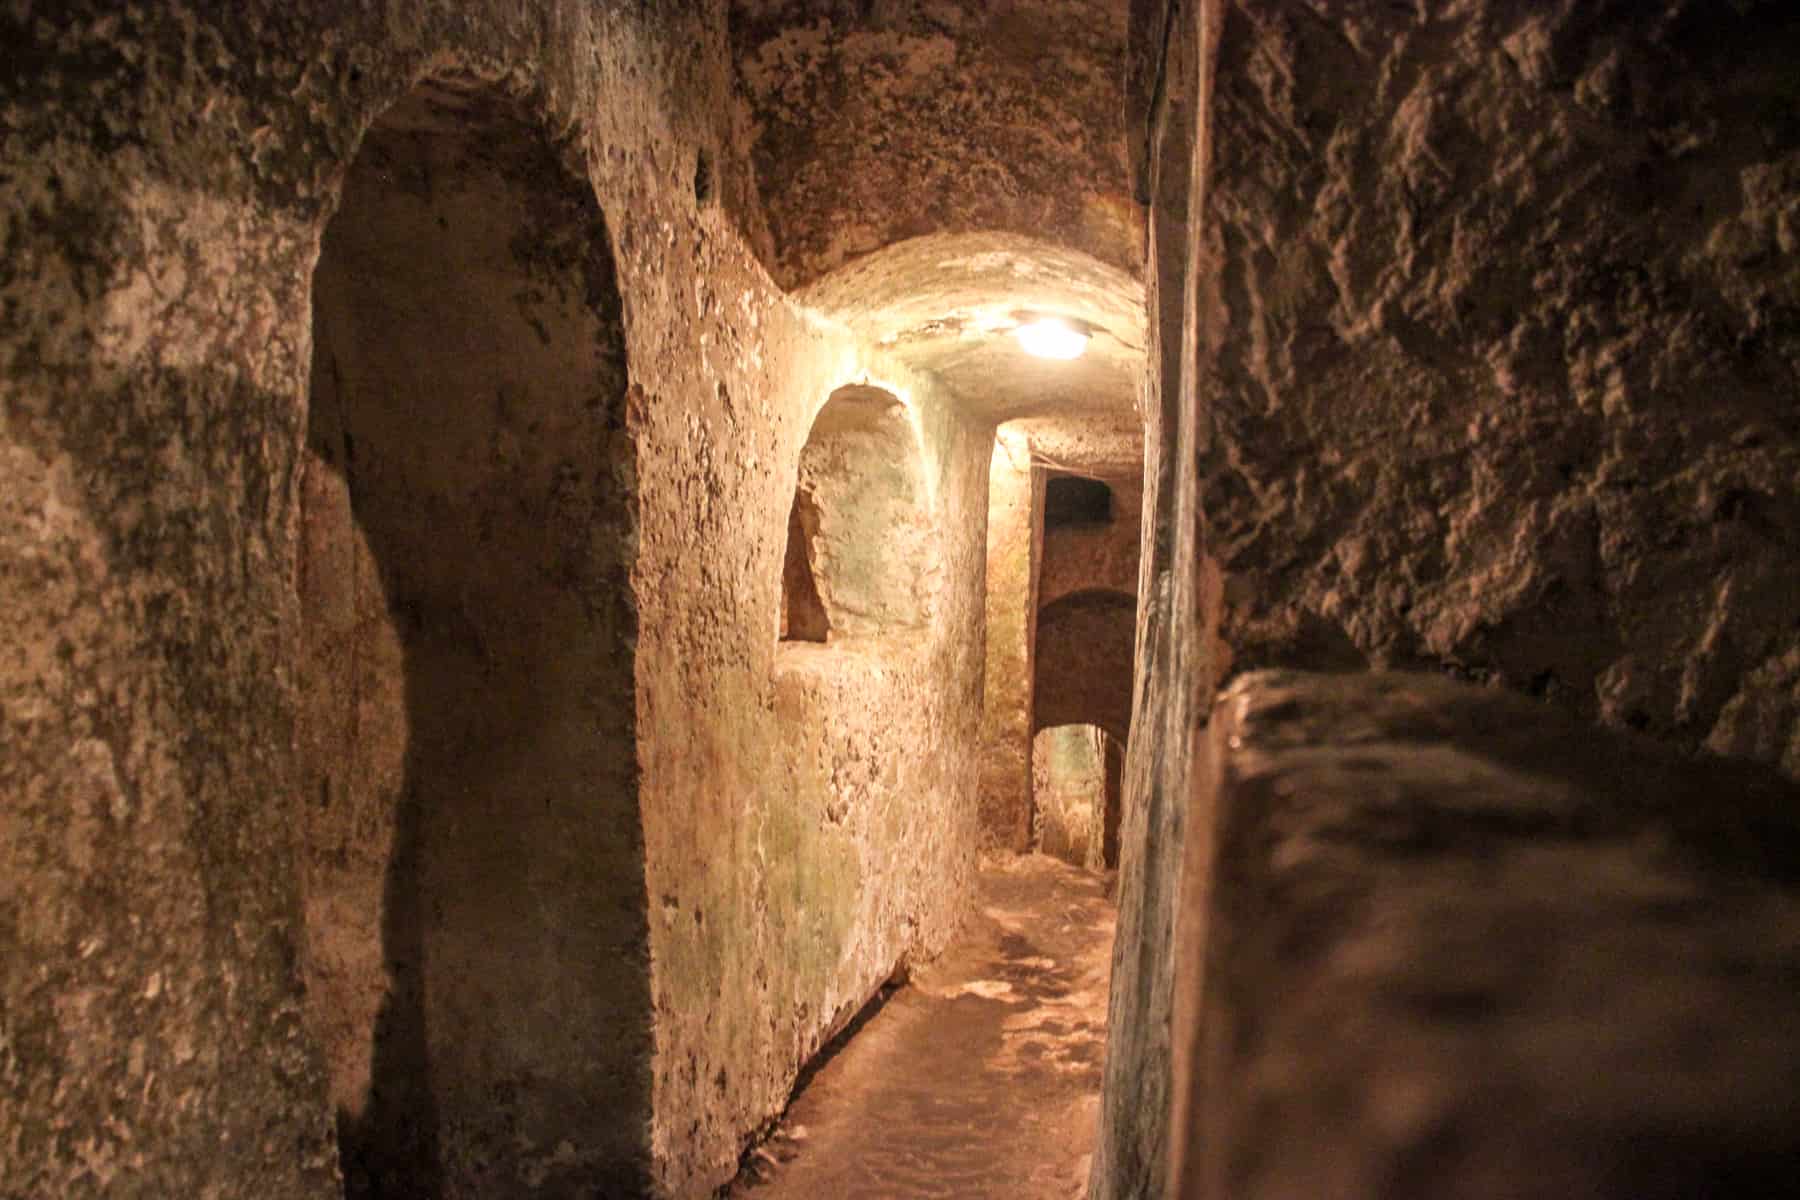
[
  {"xmin": 977, "ymin": 441, "xmax": 1044, "ymax": 852},
  {"xmin": 1105, "ymin": 3, "xmax": 1800, "ymax": 1197},
  {"xmin": 1202, "ymin": 0, "xmax": 1800, "ymax": 774},
  {"xmin": 1039, "ymin": 473, "xmax": 1143, "ymax": 610},
  {"xmin": 1091, "ymin": 2, "xmax": 1215, "ymax": 1198},
  {"xmin": 1035, "ymin": 589, "xmax": 1139, "ymax": 741},
  {"xmin": 1, "ymin": 4, "xmax": 988, "ymax": 1196},
  {"xmin": 729, "ymin": 0, "xmax": 1141, "ymax": 289}
]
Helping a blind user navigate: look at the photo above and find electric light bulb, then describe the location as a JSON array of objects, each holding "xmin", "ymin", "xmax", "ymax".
[{"xmin": 1014, "ymin": 317, "xmax": 1090, "ymax": 360}]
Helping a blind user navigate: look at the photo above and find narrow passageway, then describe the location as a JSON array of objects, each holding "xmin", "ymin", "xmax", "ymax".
[{"xmin": 729, "ymin": 858, "xmax": 1116, "ymax": 1200}]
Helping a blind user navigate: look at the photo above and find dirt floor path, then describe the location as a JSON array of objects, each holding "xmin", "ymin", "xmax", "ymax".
[{"xmin": 726, "ymin": 855, "xmax": 1117, "ymax": 1200}]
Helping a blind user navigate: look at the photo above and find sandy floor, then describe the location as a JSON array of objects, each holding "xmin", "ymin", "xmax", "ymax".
[{"xmin": 727, "ymin": 855, "xmax": 1117, "ymax": 1199}]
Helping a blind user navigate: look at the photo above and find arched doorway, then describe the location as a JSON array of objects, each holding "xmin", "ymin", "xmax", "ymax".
[
  {"xmin": 1032, "ymin": 723, "xmax": 1124, "ymax": 870},
  {"xmin": 297, "ymin": 78, "xmax": 649, "ymax": 1198}
]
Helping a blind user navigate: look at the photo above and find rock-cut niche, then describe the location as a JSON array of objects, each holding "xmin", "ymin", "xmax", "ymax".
[
  {"xmin": 297, "ymin": 79, "xmax": 651, "ymax": 1199},
  {"xmin": 1044, "ymin": 474, "xmax": 1113, "ymax": 528},
  {"xmin": 779, "ymin": 385, "xmax": 938, "ymax": 646}
]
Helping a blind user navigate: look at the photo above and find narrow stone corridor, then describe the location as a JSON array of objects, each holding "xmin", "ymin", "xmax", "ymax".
[
  {"xmin": 13, "ymin": 6, "xmax": 1800, "ymax": 1198},
  {"xmin": 728, "ymin": 857, "xmax": 1116, "ymax": 1200}
]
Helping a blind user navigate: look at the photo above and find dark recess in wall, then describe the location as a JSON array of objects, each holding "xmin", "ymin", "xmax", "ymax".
[
  {"xmin": 782, "ymin": 490, "xmax": 831, "ymax": 642},
  {"xmin": 1045, "ymin": 475, "xmax": 1113, "ymax": 528}
]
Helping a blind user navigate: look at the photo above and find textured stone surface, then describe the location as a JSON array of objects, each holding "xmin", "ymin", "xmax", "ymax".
[
  {"xmin": 1091, "ymin": 1, "xmax": 1217, "ymax": 1196},
  {"xmin": 2, "ymin": 4, "xmax": 992, "ymax": 1196},
  {"xmin": 730, "ymin": 0, "xmax": 1141, "ymax": 290},
  {"xmin": 1176, "ymin": 670, "xmax": 1800, "ymax": 1199},
  {"xmin": 1040, "ymin": 473, "xmax": 1142, "ymax": 610},
  {"xmin": 787, "ymin": 386, "xmax": 942, "ymax": 641},
  {"xmin": 1004, "ymin": 413, "xmax": 1146, "ymax": 476},
  {"xmin": 1108, "ymin": 3, "xmax": 1800, "ymax": 1196},
  {"xmin": 1035, "ymin": 589, "xmax": 1138, "ymax": 741},
  {"xmin": 795, "ymin": 231, "xmax": 1147, "ymax": 424},
  {"xmin": 984, "ymin": 416, "xmax": 1148, "ymax": 856},
  {"xmin": 298, "ymin": 81, "xmax": 648, "ymax": 1196},
  {"xmin": 1200, "ymin": 0, "xmax": 1800, "ymax": 774}
]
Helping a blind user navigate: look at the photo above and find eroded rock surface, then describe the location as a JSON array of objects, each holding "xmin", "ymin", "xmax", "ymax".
[
  {"xmin": 1102, "ymin": 5, "xmax": 1800, "ymax": 1195},
  {"xmin": 979, "ymin": 439, "xmax": 1045, "ymax": 851},
  {"xmin": 1089, "ymin": 4, "xmax": 1214, "ymax": 1197},
  {"xmin": 1201, "ymin": 0, "xmax": 1800, "ymax": 773},
  {"xmin": 730, "ymin": 0, "xmax": 1141, "ymax": 289},
  {"xmin": 2, "ymin": 4, "xmax": 995, "ymax": 1196}
]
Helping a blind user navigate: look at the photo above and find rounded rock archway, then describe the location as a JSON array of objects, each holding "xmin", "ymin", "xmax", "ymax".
[{"xmin": 298, "ymin": 77, "xmax": 649, "ymax": 1199}]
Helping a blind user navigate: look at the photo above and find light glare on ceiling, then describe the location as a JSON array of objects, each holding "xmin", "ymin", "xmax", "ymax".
[{"xmin": 1014, "ymin": 316, "xmax": 1090, "ymax": 360}]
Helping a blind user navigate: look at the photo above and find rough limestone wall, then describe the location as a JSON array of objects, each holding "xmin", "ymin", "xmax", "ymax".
[
  {"xmin": 298, "ymin": 83, "xmax": 648, "ymax": 1198},
  {"xmin": 1203, "ymin": 0, "xmax": 1800, "ymax": 777},
  {"xmin": 2, "ymin": 3, "xmax": 988, "ymax": 1197},
  {"xmin": 1092, "ymin": 1, "xmax": 1216, "ymax": 1198},
  {"xmin": 729, "ymin": 0, "xmax": 1140, "ymax": 288},
  {"xmin": 1035, "ymin": 473, "xmax": 1143, "ymax": 742},
  {"xmin": 977, "ymin": 441, "xmax": 1044, "ymax": 852},
  {"xmin": 639, "ymin": 305, "xmax": 989, "ymax": 1195},
  {"xmin": 794, "ymin": 391, "xmax": 941, "ymax": 638},
  {"xmin": 1176, "ymin": 671, "xmax": 1800, "ymax": 1198}
]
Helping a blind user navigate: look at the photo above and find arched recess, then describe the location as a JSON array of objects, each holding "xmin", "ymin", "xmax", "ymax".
[
  {"xmin": 779, "ymin": 385, "xmax": 938, "ymax": 647},
  {"xmin": 1034, "ymin": 588, "xmax": 1137, "ymax": 743},
  {"xmin": 297, "ymin": 79, "xmax": 649, "ymax": 1198}
]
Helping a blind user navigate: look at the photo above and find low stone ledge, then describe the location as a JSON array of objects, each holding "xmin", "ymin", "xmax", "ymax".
[{"xmin": 1174, "ymin": 670, "xmax": 1800, "ymax": 1200}]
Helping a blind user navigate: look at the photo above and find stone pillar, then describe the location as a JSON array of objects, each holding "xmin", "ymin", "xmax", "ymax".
[
  {"xmin": 977, "ymin": 432, "xmax": 1044, "ymax": 851},
  {"xmin": 1101, "ymin": 732, "xmax": 1124, "ymax": 870}
]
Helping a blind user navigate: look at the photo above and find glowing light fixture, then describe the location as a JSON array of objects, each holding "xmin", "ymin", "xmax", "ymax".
[{"xmin": 1014, "ymin": 315, "xmax": 1090, "ymax": 361}]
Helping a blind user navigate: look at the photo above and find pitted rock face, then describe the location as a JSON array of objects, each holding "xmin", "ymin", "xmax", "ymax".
[
  {"xmin": 730, "ymin": 0, "xmax": 1142, "ymax": 290},
  {"xmin": 3, "ymin": 4, "xmax": 996, "ymax": 1197},
  {"xmin": 1198, "ymin": 0, "xmax": 1800, "ymax": 776},
  {"xmin": 1035, "ymin": 588, "xmax": 1137, "ymax": 741}
]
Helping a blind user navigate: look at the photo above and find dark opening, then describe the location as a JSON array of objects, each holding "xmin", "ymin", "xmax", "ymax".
[
  {"xmin": 782, "ymin": 489, "xmax": 830, "ymax": 642},
  {"xmin": 299, "ymin": 79, "xmax": 651, "ymax": 1199},
  {"xmin": 1044, "ymin": 475, "xmax": 1113, "ymax": 527}
]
